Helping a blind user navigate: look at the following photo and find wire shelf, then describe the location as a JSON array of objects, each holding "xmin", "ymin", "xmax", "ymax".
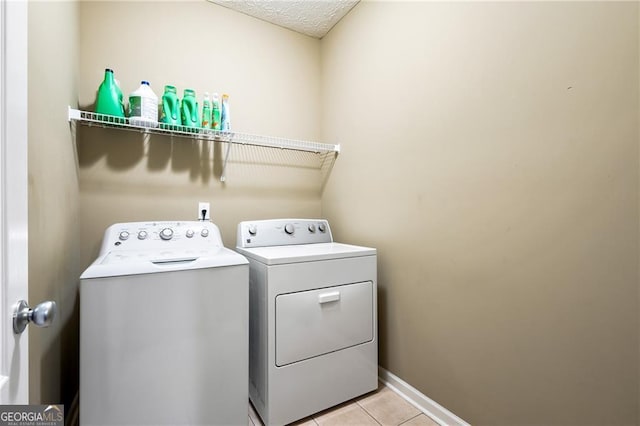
[
  {"xmin": 68, "ymin": 107, "xmax": 340, "ymax": 154},
  {"xmin": 68, "ymin": 107, "xmax": 339, "ymax": 185}
]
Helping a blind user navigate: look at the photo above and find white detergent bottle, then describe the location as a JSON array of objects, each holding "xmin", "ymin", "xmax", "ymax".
[{"xmin": 129, "ymin": 81, "xmax": 159, "ymax": 127}]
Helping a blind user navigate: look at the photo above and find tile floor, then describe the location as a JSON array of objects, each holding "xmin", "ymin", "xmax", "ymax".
[{"xmin": 248, "ymin": 383, "xmax": 439, "ymax": 426}]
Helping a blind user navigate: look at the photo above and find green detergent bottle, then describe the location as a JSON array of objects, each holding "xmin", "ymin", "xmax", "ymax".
[
  {"xmin": 201, "ymin": 92, "xmax": 211, "ymax": 129},
  {"xmin": 181, "ymin": 89, "xmax": 199, "ymax": 129},
  {"xmin": 211, "ymin": 93, "xmax": 221, "ymax": 131},
  {"xmin": 160, "ymin": 85, "xmax": 181, "ymax": 126},
  {"xmin": 95, "ymin": 68, "xmax": 125, "ymax": 118}
]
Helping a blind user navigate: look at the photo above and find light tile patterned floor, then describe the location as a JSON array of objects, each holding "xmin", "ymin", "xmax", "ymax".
[{"xmin": 248, "ymin": 383, "xmax": 439, "ymax": 426}]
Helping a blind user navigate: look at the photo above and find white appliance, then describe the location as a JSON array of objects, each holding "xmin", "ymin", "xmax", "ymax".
[
  {"xmin": 236, "ymin": 218, "xmax": 377, "ymax": 425},
  {"xmin": 80, "ymin": 221, "xmax": 249, "ymax": 426}
]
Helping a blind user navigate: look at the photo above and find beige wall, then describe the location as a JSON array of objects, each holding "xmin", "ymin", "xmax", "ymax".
[
  {"xmin": 77, "ymin": 1, "xmax": 323, "ymax": 266},
  {"xmin": 321, "ymin": 2, "xmax": 639, "ymax": 425},
  {"xmin": 28, "ymin": 0, "xmax": 81, "ymax": 405},
  {"xmin": 28, "ymin": 1, "xmax": 640, "ymax": 422}
]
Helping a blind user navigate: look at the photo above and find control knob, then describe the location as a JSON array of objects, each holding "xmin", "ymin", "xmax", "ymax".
[
  {"xmin": 248, "ymin": 224, "xmax": 257, "ymax": 236},
  {"xmin": 318, "ymin": 223, "xmax": 327, "ymax": 233},
  {"xmin": 160, "ymin": 228, "xmax": 174, "ymax": 240},
  {"xmin": 118, "ymin": 231, "xmax": 130, "ymax": 241},
  {"xmin": 201, "ymin": 228, "xmax": 209, "ymax": 238},
  {"xmin": 284, "ymin": 224, "xmax": 295, "ymax": 235},
  {"xmin": 308, "ymin": 224, "xmax": 316, "ymax": 233},
  {"xmin": 137, "ymin": 231, "xmax": 148, "ymax": 240},
  {"xmin": 186, "ymin": 229, "xmax": 194, "ymax": 238}
]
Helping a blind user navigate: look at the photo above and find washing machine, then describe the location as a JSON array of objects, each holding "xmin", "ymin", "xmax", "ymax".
[
  {"xmin": 236, "ymin": 218, "xmax": 377, "ymax": 425},
  {"xmin": 80, "ymin": 221, "xmax": 249, "ymax": 426}
]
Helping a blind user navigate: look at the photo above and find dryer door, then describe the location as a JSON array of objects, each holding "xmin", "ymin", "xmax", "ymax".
[{"xmin": 275, "ymin": 281, "xmax": 373, "ymax": 366}]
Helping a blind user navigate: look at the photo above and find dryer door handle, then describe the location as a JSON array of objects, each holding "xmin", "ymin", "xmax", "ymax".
[{"xmin": 318, "ymin": 291, "xmax": 340, "ymax": 304}]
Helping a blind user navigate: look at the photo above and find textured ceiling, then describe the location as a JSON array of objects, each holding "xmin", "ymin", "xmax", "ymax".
[{"xmin": 207, "ymin": 0, "xmax": 360, "ymax": 39}]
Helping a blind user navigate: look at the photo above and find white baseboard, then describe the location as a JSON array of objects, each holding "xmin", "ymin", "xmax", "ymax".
[{"xmin": 378, "ymin": 366, "xmax": 469, "ymax": 426}]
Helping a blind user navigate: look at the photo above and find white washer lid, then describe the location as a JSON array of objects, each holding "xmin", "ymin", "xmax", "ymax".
[
  {"xmin": 235, "ymin": 242, "xmax": 375, "ymax": 265},
  {"xmin": 80, "ymin": 246, "xmax": 248, "ymax": 279}
]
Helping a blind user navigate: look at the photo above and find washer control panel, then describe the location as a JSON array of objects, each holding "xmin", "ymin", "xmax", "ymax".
[
  {"xmin": 100, "ymin": 221, "xmax": 223, "ymax": 255},
  {"xmin": 237, "ymin": 219, "xmax": 333, "ymax": 248}
]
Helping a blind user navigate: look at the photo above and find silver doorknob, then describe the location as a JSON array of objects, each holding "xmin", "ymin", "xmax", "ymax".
[{"xmin": 13, "ymin": 300, "xmax": 57, "ymax": 334}]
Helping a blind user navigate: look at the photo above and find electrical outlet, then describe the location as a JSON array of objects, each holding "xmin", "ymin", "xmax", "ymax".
[{"xmin": 198, "ymin": 202, "xmax": 211, "ymax": 221}]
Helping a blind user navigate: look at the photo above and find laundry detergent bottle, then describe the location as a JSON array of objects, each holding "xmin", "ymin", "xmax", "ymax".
[
  {"xmin": 95, "ymin": 68, "xmax": 125, "ymax": 118},
  {"xmin": 181, "ymin": 89, "xmax": 199, "ymax": 129},
  {"xmin": 201, "ymin": 92, "xmax": 211, "ymax": 129},
  {"xmin": 211, "ymin": 93, "xmax": 221, "ymax": 131},
  {"xmin": 220, "ymin": 93, "xmax": 231, "ymax": 131},
  {"xmin": 160, "ymin": 85, "xmax": 181, "ymax": 126},
  {"xmin": 129, "ymin": 81, "xmax": 158, "ymax": 127}
]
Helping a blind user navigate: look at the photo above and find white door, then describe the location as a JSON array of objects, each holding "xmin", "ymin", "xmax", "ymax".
[{"xmin": 0, "ymin": 0, "xmax": 30, "ymax": 404}]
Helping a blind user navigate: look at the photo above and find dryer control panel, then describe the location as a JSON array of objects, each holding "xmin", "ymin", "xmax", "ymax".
[
  {"xmin": 99, "ymin": 221, "xmax": 223, "ymax": 255},
  {"xmin": 237, "ymin": 219, "xmax": 333, "ymax": 248}
]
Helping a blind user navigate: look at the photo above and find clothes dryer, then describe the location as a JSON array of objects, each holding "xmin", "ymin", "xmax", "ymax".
[
  {"xmin": 236, "ymin": 219, "xmax": 377, "ymax": 426},
  {"xmin": 80, "ymin": 221, "xmax": 248, "ymax": 426}
]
